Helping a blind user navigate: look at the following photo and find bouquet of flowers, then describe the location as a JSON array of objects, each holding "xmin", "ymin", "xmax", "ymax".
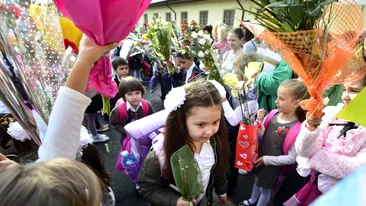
[
  {"xmin": 223, "ymin": 60, "xmax": 263, "ymax": 172},
  {"xmin": 243, "ymin": 0, "xmax": 366, "ymax": 119},
  {"xmin": 148, "ymin": 17, "xmax": 177, "ymax": 75},
  {"xmin": 180, "ymin": 19, "xmax": 222, "ymax": 83}
]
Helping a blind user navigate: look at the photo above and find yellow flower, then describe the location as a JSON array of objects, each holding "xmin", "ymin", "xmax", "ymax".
[
  {"xmin": 244, "ymin": 62, "xmax": 263, "ymax": 86},
  {"xmin": 142, "ymin": 33, "xmax": 150, "ymax": 41},
  {"xmin": 223, "ymin": 73, "xmax": 239, "ymax": 88}
]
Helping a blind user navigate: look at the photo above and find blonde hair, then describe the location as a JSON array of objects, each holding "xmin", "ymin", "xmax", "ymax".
[
  {"xmin": 0, "ymin": 158, "xmax": 102, "ymax": 206},
  {"xmin": 233, "ymin": 52, "xmax": 264, "ymax": 74},
  {"xmin": 212, "ymin": 24, "xmax": 219, "ymax": 41},
  {"xmin": 217, "ymin": 23, "xmax": 229, "ymax": 42},
  {"xmin": 279, "ymin": 79, "xmax": 309, "ymax": 122}
]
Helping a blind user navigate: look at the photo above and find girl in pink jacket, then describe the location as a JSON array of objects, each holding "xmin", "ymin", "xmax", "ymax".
[{"xmin": 294, "ymin": 75, "xmax": 366, "ymax": 200}]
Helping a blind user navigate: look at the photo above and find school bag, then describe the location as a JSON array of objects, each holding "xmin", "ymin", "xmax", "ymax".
[
  {"xmin": 115, "ymin": 98, "xmax": 151, "ymax": 172},
  {"xmin": 263, "ymin": 109, "xmax": 301, "ymax": 156},
  {"xmin": 262, "ymin": 109, "xmax": 302, "ymax": 194}
]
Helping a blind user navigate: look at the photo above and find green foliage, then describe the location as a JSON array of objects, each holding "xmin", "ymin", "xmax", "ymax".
[
  {"xmin": 245, "ymin": 0, "xmax": 338, "ymax": 32},
  {"xmin": 170, "ymin": 145, "xmax": 203, "ymax": 201}
]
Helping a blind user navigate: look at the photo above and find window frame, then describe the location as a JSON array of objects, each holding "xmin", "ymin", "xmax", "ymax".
[
  {"xmin": 223, "ymin": 9, "xmax": 235, "ymax": 28},
  {"xmin": 199, "ymin": 10, "xmax": 209, "ymax": 25}
]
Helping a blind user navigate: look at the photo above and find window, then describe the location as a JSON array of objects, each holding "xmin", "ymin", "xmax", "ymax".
[
  {"xmin": 166, "ymin": 12, "xmax": 171, "ymax": 22},
  {"xmin": 181, "ymin": 11, "xmax": 188, "ymax": 21},
  {"xmin": 199, "ymin": 11, "xmax": 208, "ymax": 25},
  {"xmin": 223, "ymin": 10, "xmax": 235, "ymax": 28},
  {"xmin": 144, "ymin": 14, "xmax": 148, "ymax": 24},
  {"xmin": 153, "ymin": 13, "xmax": 158, "ymax": 18}
]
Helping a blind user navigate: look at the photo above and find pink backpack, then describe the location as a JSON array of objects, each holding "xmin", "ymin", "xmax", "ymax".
[
  {"xmin": 263, "ymin": 109, "xmax": 301, "ymax": 155},
  {"xmin": 263, "ymin": 109, "xmax": 302, "ymax": 194},
  {"xmin": 115, "ymin": 99, "xmax": 150, "ymax": 172}
]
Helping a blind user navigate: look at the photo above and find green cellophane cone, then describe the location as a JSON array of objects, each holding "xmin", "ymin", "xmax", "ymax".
[{"xmin": 170, "ymin": 144, "xmax": 203, "ymax": 201}]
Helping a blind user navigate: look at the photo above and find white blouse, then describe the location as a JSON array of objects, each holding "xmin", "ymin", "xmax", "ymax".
[
  {"xmin": 194, "ymin": 141, "xmax": 215, "ymax": 202},
  {"xmin": 220, "ymin": 50, "xmax": 244, "ymax": 76}
]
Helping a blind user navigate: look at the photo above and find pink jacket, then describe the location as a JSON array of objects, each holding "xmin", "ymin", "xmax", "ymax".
[
  {"xmin": 295, "ymin": 104, "xmax": 366, "ymax": 193},
  {"xmin": 213, "ymin": 40, "xmax": 231, "ymax": 56}
]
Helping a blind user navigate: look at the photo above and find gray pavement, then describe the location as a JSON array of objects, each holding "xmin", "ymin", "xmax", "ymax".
[{"xmin": 95, "ymin": 83, "xmax": 256, "ymax": 206}]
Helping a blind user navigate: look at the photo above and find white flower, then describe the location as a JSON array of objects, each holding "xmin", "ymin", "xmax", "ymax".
[
  {"xmin": 205, "ymin": 50, "xmax": 210, "ymax": 55},
  {"xmin": 191, "ymin": 32, "xmax": 198, "ymax": 39},
  {"xmin": 198, "ymin": 51, "xmax": 205, "ymax": 58},
  {"xmin": 154, "ymin": 25, "xmax": 158, "ymax": 29},
  {"xmin": 164, "ymin": 87, "xmax": 186, "ymax": 112},
  {"xmin": 203, "ymin": 34, "xmax": 211, "ymax": 40},
  {"xmin": 198, "ymin": 38, "xmax": 206, "ymax": 45},
  {"xmin": 159, "ymin": 26, "xmax": 165, "ymax": 30},
  {"xmin": 208, "ymin": 38, "xmax": 213, "ymax": 44},
  {"xmin": 156, "ymin": 18, "xmax": 161, "ymax": 23},
  {"xmin": 198, "ymin": 30, "xmax": 204, "ymax": 37}
]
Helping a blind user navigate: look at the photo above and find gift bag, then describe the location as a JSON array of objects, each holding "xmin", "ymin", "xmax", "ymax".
[{"xmin": 234, "ymin": 123, "xmax": 258, "ymax": 172}]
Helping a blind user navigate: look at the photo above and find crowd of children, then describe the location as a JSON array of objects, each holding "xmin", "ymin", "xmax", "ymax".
[{"xmin": 1, "ymin": 17, "xmax": 366, "ymax": 206}]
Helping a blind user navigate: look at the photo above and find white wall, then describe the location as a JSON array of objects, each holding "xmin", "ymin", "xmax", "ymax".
[{"xmin": 138, "ymin": 0, "xmax": 254, "ymax": 28}]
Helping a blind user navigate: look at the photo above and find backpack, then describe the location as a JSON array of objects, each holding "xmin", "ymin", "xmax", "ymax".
[
  {"xmin": 263, "ymin": 109, "xmax": 301, "ymax": 155},
  {"xmin": 263, "ymin": 109, "xmax": 302, "ymax": 195},
  {"xmin": 117, "ymin": 98, "xmax": 150, "ymax": 122},
  {"xmin": 115, "ymin": 99, "xmax": 151, "ymax": 173}
]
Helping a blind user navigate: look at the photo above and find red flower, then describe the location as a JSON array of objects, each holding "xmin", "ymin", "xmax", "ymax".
[
  {"xmin": 191, "ymin": 20, "xmax": 197, "ymax": 25},
  {"xmin": 283, "ymin": 127, "xmax": 289, "ymax": 132}
]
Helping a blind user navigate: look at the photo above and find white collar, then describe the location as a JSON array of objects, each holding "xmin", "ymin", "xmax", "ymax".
[
  {"xmin": 126, "ymin": 101, "xmax": 143, "ymax": 112},
  {"xmin": 185, "ymin": 62, "xmax": 196, "ymax": 83}
]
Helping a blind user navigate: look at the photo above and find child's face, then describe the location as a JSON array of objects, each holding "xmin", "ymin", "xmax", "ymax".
[
  {"xmin": 228, "ymin": 32, "xmax": 242, "ymax": 50},
  {"xmin": 275, "ymin": 87, "xmax": 300, "ymax": 114},
  {"xmin": 342, "ymin": 79, "xmax": 364, "ymax": 105},
  {"xmin": 124, "ymin": 90, "xmax": 142, "ymax": 108},
  {"xmin": 116, "ymin": 65, "xmax": 129, "ymax": 78},
  {"xmin": 178, "ymin": 57, "xmax": 194, "ymax": 70},
  {"xmin": 185, "ymin": 105, "xmax": 221, "ymax": 145}
]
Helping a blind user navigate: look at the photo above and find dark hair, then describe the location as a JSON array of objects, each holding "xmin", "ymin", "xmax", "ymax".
[
  {"xmin": 112, "ymin": 57, "xmax": 128, "ymax": 70},
  {"xmin": 176, "ymin": 51, "xmax": 193, "ymax": 60},
  {"xmin": 118, "ymin": 76, "xmax": 145, "ymax": 100},
  {"xmin": 180, "ymin": 39, "xmax": 191, "ymax": 47},
  {"xmin": 279, "ymin": 79, "xmax": 310, "ymax": 122},
  {"xmin": 203, "ymin": 25, "xmax": 213, "ymax": 34},
  {"xmin": 81, "ymin": 144, "xmax": 112, "ymax": 195},
  {"xmin": 163, "ymin": 80, "xmax": 230, "ymax": 181},
  {"xmin": 231, "ymin": 27, "xmax": 244, "ymax": 40},
  {"xmin": 244, "ymin": 27, "xmax": 254, "ymax": 42}
]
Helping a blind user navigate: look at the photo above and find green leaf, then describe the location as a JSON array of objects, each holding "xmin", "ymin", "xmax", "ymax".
[
  {"xmin": 265, "ymin": 1, "xmax": 289, "ymax": 8},
  {"xmin": 288, "ymin": 4, "xmax": 304, "ymax": 25},
  {"xmin": 309, "ymin": 5, "xmax": 322, "ymax": 17}
]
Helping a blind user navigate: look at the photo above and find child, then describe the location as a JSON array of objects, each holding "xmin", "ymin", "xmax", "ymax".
[
  {"xmin": 138, "ymin": 80, "xmax": 229, "ymax": 206},
  {"xmin": 111, "ymin": 57, "xmax": 129, "ymax": 109},
  {"xmin": 0, "ymin": 36, "xmax": 117, "ymax": 205},
  {"xmin": 85, "ymin": 94, "xmax": 109, "ymax": 143},
  {"xmin": 241, "ymin": 79, "xmax": 308, "ymax": 206},
  {"xmin": 173, "ymin": 52, "xmax": 206, "ymax": 87},
  {"xmin": 222, "ymin": 53, "xmax": 263, "ymax": 126},
  {"xmin": 221, "ymin": 28, "xmax": 245, "ymax": 76},
  {"xmin": 110, "ymin": 76, "xmax": 154, "ymax": 171},
  {"xmin": 291, "ymin": 75, "xmax": 366, "ymax": 204},
  {"xmin": 81, "ymin": 143, "xmax": 115, "ymax": 206}
]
